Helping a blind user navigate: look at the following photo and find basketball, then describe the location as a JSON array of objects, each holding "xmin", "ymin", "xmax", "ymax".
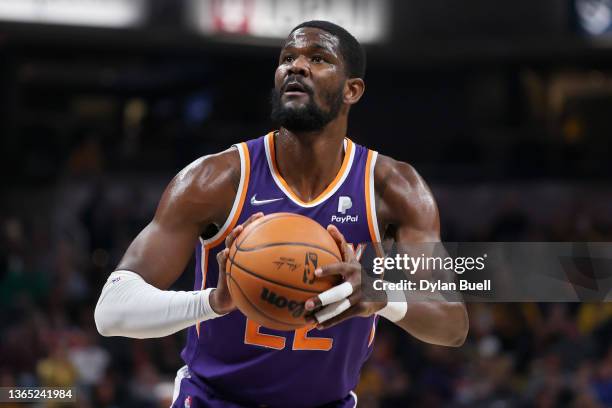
[{"xmin": 226, "ymin": 213, "xmax": 342, "ymax": 331}]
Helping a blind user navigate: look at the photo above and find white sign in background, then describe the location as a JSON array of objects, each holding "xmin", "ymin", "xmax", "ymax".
[
  {"xmin": 187, "ymin": 0, "xmax": 390, "ymax": 44},
  {"xmin": 0, "ymin": 0, "xmax": 146, "ymax": 28}
]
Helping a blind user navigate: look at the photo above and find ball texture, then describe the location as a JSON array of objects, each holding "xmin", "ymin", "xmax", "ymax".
[{"xmin": 226, "ymin": 213, "xmax": 342, "ymax": 331}]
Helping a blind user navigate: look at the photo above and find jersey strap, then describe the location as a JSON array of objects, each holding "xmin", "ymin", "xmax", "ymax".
[{"xmin": 195, "ymin": 142, "xmax": 250, "ymax": 337}]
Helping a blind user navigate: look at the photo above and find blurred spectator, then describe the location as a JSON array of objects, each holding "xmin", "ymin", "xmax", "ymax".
[
  {"xmin": 36, "ymin": 342, "xmax": 77, "ymax": 388},
  {"xmin": 68, "ymin": 330, "xmax": 110, "ymax": 387},
  {"xmin": 592, "ymin": 346, "xmax": 612, "ymax": 406},
  {"xmin": 356, "ymin": 331, "xmax": 411, "ymax": 407}
]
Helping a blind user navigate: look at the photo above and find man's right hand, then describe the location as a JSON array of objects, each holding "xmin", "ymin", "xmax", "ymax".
[{"xmin": 211, "ymin": 212, "xmax": 264, "ymax": 315}]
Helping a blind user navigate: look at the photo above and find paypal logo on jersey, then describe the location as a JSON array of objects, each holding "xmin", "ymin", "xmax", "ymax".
[
  {"xmin": 331, "ymin": 196, "xmax": 359, "ymax": 223},
  {"xmin": 338, "ymin": 196, "xmax": 352, "ymax": 214}
]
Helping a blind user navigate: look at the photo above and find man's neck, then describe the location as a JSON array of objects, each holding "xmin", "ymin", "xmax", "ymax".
[{"xmin": 275, "ymin": 120, "xmax": 348, "ymax": 202}]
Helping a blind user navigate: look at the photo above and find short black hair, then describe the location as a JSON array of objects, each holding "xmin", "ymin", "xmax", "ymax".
[{"xmin": 289, "ymin": 20, "xmax": 366, "ymax": 79}]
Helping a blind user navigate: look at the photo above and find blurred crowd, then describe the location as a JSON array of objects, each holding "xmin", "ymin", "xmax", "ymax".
[
  {"xmin": 2, "ymin": 2, "xmax": 612, "ymax": 406},
  {"xmin": 359, "ymin": 304, "xmax": 612, "ymax": 407},
  {"xmin": 2, "ymin": 164, "xmax": 611, "ymax": 407}
]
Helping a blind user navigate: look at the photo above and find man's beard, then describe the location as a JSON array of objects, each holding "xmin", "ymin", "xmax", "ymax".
[{"xmin": 270, "ymin": 84, "xmax": 344, "ymax": 132}]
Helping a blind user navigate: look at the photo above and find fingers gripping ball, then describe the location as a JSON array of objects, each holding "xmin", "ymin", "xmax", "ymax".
[{"xmin": 226, "ymin": 213, "xmax": 341, "ymax": 331}]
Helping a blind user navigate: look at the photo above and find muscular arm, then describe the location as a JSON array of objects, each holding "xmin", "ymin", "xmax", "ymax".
[
  {"xmin": 94, "ymin": 148, "xmax": 240, "ymax": 338},
  {"xmin": 375, "ymin": 155, "xmax": 469, "ymax": 347},
  {"xmin": 118, "ymin": 149, "xmax": 239, "ymax": 288}
]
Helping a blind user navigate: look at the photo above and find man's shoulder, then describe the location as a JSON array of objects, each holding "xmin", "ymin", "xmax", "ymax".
[
  {"xmin": 372, "ymin": 154, "xmax": 439, "ymax": 237},
  {"xmin": 373, "ymin": 154, "xmax": 423, "ymax": 193},
  {"xmin": 171, "ymin": 147, "xmax": 242, "ymax": 203}
]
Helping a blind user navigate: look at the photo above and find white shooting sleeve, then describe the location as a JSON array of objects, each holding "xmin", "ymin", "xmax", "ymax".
[
  {"xmin": 376, "ymin": 287, "xmax": 408, "ymax": 322},
  {"xmin": 94, "ymin": 270, "xmax": 223, "ymax": 339}
]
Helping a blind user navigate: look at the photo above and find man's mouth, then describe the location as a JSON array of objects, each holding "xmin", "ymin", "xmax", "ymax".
[{"xmin": 283, "ymin": 81, "xmax": 309, "ymax": 96}]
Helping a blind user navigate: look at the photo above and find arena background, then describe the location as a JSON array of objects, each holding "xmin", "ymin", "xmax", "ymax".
[{"xmin": 1, "ymin": 0, "xmax": 612, "ymax": 406}]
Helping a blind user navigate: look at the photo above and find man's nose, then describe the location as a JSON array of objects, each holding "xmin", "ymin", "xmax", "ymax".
[{"xmin": 288, "ymin": 55, "xmax": 310, "ymax": 77}]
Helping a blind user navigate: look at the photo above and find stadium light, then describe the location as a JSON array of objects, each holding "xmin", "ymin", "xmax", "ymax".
[
  {"xmin": 186, "ymin": 0, "xmax": 390, "ymax": 44},
  {"xmin": 0, "ymin": 0, "xmax": 147, "ymax": 28},
  {"xmin": 576, "ymin": 0, "xmax": 612, "ymax": 35}
]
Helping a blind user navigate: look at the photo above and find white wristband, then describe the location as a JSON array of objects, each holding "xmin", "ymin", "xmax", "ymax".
[{"xmin": 376, "ymin": 287, "xmax": 408, "ymax": 322}]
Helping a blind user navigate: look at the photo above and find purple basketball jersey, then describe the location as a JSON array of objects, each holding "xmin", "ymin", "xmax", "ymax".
[{"xmin": 179, "ymin": 132, "xmax": 382, "ymax": 408}]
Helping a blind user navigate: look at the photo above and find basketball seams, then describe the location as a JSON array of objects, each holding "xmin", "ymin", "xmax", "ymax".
[
  {"xmin": 228, "ymin": 213, "xmax": 342, "ymax": 331},
  {"xmin": 235, "ymin": 242, "xmax": 341, "ymax": 262},
  {"xmin": 229, "ymin": 260, "xmax": 323, "ymax": 294},
  {"xmin": 227, "ymin": 274, "xmax": 305, "ymax": 329},
  {"xmin": 234, "ymin": 213, "xmax": 342, "ymax": 262},
  {"xmin": 234, "ymin": 212, "xmax": 302, "ymax": 249}
]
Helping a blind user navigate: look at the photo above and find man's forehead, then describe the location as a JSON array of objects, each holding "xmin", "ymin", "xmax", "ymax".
[{"xmin": 283, "ymin": 27, "xmax": 340, "ymax": 54}]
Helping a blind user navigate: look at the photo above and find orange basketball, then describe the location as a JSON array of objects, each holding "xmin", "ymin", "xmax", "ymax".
[{"xmin": 226, "ymin": 213, "xmax": 342, "ymax": 331}]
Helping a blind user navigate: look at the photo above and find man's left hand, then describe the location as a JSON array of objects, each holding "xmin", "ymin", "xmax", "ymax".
[{"xmin": 305, "ymin": 225, "xmax": 386, "ymax": 330}]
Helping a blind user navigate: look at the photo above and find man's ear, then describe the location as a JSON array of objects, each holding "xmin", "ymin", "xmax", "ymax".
[{"xmin": 344, "ymin": 78, "xmax": 365, "ymax": 105}]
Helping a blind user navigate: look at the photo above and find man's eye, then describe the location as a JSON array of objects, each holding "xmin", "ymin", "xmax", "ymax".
[
  {"xmin": 312, "ymin": 56, "xmax": 323, "ymax": 63},
  {"xmin": 283, "ymin": 55, "xmax": 294, "ymax": 63}
]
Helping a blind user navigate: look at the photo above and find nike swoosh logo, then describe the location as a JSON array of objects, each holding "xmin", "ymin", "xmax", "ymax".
[{"xmin": 250, "ymin": 194, "xmax": 284, "ymax": 206}]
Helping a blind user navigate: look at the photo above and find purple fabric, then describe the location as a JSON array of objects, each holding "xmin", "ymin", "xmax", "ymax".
[
  {"xmin": 172, "ymin": 366, "xmax": 358, "ymax": 408},
  {"xmin": 180, "ymin": 134, "xmax": 376, "ymax": 407}
]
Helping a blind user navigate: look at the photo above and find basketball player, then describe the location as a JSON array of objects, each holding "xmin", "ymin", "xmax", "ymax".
[{"xmin": 95, "ymin": 21, "xmax": 469, "ymax": 407}]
